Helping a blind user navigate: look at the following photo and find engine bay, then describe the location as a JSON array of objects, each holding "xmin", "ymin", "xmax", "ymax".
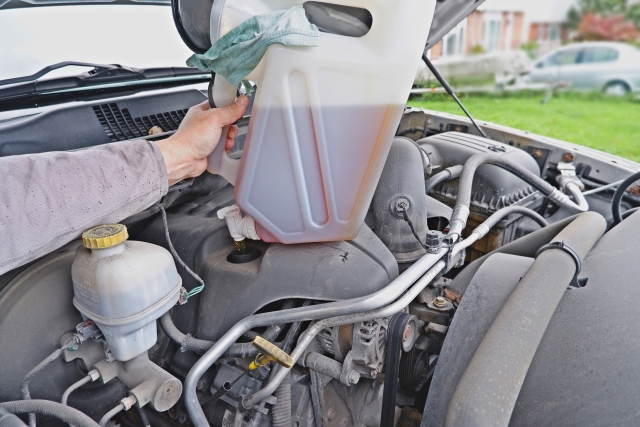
[{"xmin": 2, "ymin": 86, "xmax": 640, "ymax": 427}]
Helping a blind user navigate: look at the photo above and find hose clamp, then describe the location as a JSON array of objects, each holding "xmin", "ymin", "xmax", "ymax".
[{"xmin": 535, "ymin": 240, "xmax": 582, "ymax": 287}]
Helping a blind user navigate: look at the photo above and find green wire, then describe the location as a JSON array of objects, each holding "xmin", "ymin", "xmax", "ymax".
[{"xmin": 159, "ymin": 205, "xmax": 206, "ymax": 302}]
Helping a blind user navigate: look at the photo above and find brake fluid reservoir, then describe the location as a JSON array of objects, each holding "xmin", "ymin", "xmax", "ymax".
[
  {"xmin": 71, "ymin": 224, "xmax": 181, "ymax": 361},
  {"xmin": 207, "ymin": 0, "xmax": 437, "ymax": 244}
]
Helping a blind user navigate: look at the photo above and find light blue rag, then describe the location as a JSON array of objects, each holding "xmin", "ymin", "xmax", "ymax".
[{"xmin": 187, "ymin": 5, "xmax": 319, "ymax": 87}]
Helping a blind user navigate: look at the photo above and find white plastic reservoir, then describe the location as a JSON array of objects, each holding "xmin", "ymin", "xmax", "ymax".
[
  {"xmin": 207, "ymin": 0, "xmax": 437, "ymax": 244},
  {"xmin": 71, "ymin": 224, "xmax": 182, "ymax": 361}
]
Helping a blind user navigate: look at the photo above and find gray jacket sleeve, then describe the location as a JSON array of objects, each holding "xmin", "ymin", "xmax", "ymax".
[{"xmin": 0, "ymin": 139, "xmax": 168, "ymax": 275}]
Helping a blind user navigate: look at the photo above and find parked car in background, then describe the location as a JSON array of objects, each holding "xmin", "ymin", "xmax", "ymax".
[{"xmin": 523, "ymin": 41, "xmax": 640, "ymax": 95}]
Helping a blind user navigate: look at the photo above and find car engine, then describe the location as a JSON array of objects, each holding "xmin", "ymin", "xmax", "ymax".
[{"xmin": 2, "ymin": 92, "xmax": 640, "ymax": 427}]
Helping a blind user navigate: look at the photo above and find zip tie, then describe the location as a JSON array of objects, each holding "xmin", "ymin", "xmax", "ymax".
[{"xmin": 159, "ymin": 205, "xmax": 206, "ymax": 303}]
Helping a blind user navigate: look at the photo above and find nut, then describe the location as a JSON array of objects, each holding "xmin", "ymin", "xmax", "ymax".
[
  {"xmin": 148, "ymin": 126, "xmax": 164, "ymax": 135},
  {"xmin": 631, "ymin": 186, "xmax": 640, "ymax": 196},
  {"xmin": 433, "ymin": 296, "xmax": 448, "ymax": 308},
  {"xmin": 403, "ymin": 324, "xmax": 412, "ymax": 341},
  {"xmin": 532, "ymin": 149, "xmax": 544, "ymax": 159},
  {"xmin": 562, "ymin": 152, "xmax": 576, "ymax": 162}
]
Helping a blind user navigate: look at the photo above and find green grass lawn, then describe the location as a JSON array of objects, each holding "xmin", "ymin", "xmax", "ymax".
[{"xmin": 407, "ymin": 92, "xmax": 640, "ymax": 162}]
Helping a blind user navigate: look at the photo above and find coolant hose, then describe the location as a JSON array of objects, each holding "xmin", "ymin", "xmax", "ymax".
[
  {"xmin": 159, "ymin": 312, "xmax": 282, "ymax": 357},
  {"xmin": 611, "ymin": 171, "xmax": 640, "ymax": 225},
  {"xmin": 448, "ymin": 153, "xmax": 587, "ymax": 237},
  {"xmin": 0, "ymin": 400, "xmax": 99, "ymax": 427},
  {"xmin": 424, "ymin": 165, "xmax": 463, "ymax": 195},
  {"xmin": 444, "ymin": 212, "xmax": 606, "ymax": 427},
  {"xmin": 271, "ymin": 372, "xmax": 292, "ymax": 427}
]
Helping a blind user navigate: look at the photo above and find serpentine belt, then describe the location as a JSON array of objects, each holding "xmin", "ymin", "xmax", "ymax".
[{"xmin": 380, "ymin": 312, "xmax": 413, "ymax": 427}]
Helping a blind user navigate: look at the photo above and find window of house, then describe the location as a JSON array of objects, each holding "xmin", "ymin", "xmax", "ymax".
[
  {"xmin": 484, "ymin": 19, "xmax": 502, "ymax": 51},
  {"xmin": 549, "ymin": 25, "xmax": 559, "ymax": 41}
]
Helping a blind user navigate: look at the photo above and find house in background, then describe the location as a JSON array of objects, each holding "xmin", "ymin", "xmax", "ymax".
[{"xmin": 430, "ymin": 0, "xmax": 577, "ymax": 59}]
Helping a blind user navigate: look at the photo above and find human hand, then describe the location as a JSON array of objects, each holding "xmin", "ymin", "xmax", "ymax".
[{"xmin": 156, "ymin": 95, "xmax": 248, "ymax": 186}]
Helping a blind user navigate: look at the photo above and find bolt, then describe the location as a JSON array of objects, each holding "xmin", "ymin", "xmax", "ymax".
[
  {"xmin": 532, "ymin": 149, "xmax": 544, "ymax": 159},
  {"xmin": 196, "ymin": 379, "xmax": 205, "ymax": 391},
  {"xmin": 327, "ymin": 409, "xmax": 336, "ymax": 421},
  {"xmin": 395, "ymin": 198, "xmax": 409, "ymax": 213},
  {"xmin": 433, "ymin": 296, "xmax": 448, "ymax": 307},
  {"xmin": 562, "ymin": 152, "xmax": 576, "ymax": 162},
  {"xmin": 631, "ymin": 186, "xmax": 640, "ymax": 197}
]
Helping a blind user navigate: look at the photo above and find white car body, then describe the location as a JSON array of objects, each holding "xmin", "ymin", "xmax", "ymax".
[{"xmin": 526, "ymin": 41, "xmax": 640, "ymax": 94}]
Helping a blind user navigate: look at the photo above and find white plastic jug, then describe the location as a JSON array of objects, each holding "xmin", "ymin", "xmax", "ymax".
[{"xmin": 208, "ymin": 0, "xmax": 436, "ymax": 244}]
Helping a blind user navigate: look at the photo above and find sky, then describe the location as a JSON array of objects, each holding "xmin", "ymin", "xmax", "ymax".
[{"xmin": 0, "ymin": 5, "xmax": 194, "ymax": 81}]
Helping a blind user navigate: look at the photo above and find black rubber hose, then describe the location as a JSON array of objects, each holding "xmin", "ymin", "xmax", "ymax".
[
  {"xmin": 271, "ymin": 372, "xmax": 292, "ymax": 427},
  {"xmin": 424, "ymin": 165, "xmax": 464, "ymax": 195},
  {"xmin": 0, "ymin": 400, "xmax": 99, "ymax": 427},
  {"xmin": 447, "ymin": 215, "xmax": 578, "ymax": 297},
  {"xmin": 160, "ymin": 312, "xmax": 282, "ymax": 357},
  {"xmin": 444, "ymin": 212, "xmax": 606, "ymax": 427},
  {"xmin": 611, "ymin": 171, "xmax": 640, "ymax": 225}
]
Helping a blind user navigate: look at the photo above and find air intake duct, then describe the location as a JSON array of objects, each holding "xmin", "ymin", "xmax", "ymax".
[{"xmin": 372, "ymin": 137, "xmax": 429, "ymax": 262}]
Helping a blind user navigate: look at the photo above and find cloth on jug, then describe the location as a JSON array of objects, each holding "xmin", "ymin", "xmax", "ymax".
[{"xmin": 187, "ymin": 5, "xmax": 319, "ymax": 87}]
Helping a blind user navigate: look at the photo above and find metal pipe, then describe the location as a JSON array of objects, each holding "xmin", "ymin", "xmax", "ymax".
[
  {"xmin": 98, "ymin": 404, "xmax": 124, "ymax": 427},
  {"xmin": 242, "ymin": 260, "xmax": 446, "ymax": 408},
  {"xmin": 61, "ymin": 370, "xmax": 99, "ymax": 406},
  {"xmin": 582, "ymin": 179, "xmax": 624, "ymax": 196},
  {"xmin": 452, "ymin": 206, "xmax": 548, "ymax": 254},
  {"xmin": 183, "ymin": 250, "xmax": 447, "ymax": 426}
]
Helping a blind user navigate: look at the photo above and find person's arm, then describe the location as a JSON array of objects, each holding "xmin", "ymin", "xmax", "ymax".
[{"xmin": 0, "ymin": 96, "xmax": 248, "ymax": 275}]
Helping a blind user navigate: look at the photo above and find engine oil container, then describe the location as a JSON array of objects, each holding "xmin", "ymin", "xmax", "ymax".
[
  {"xmin": 207, "ymin": 0, "xmax": 437, "ymax": 244},
  {"xmin": 71, "ymin": 224, "xmax": 181, "ymax": 361}
]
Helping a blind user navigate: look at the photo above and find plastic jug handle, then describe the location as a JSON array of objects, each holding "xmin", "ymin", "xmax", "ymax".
[{"xmin": 207, "ymin": 74, "xmax": 241, "ymax": 186}]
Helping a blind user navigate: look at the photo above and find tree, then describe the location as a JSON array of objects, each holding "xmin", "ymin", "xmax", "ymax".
[
  {"xmin": 576, "ymin": 12, "xmax": 639, "ymax": 41},
  {"xmin": 567, "ymin": 0, "xmax": 640, "ymax": 29}
]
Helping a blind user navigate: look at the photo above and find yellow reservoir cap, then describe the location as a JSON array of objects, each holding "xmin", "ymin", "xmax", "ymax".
[{"xmin": 82, "ymin": 224, "xmax": 129, "ymax": 249}]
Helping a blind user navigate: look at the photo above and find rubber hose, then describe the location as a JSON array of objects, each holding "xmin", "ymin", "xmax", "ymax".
[
  {"xmin": 447, "ymin": 215, "xmax": 578, "ymax": 297},
  {"xmin": 424, "ymin": 165, "xmax": 464, "ymax": 195},
  {"xmin": 611, "ymin": 171, "xmax": 640, "ymax": 225},
  {"xmin": 136, "ymin": 406, "xmax": 151, "ymax": 427},
  {"xmin": 449, "ymin": 153, "xmax": 585, "ymax": 236},
  {"xmin": 271, "ymin": 372, "xmax": 292, "ymax": 427},
  {"xmin": 0, "ymin": 400, "xmax": 99, "ymax": 427},
  {"xmin": 160, "ymin": 312, "xmax": 282, "ymax": 357},
  {"xmin": 0, "ymin": 408, "xmax": 26, "ymax": 427},
  {"xmin": 444, "ymin": 212, "xmax": 606, "ymax": 427}
]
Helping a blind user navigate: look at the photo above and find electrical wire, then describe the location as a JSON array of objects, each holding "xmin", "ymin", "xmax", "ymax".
[
  {"xmin": 421, "ymin": 53, "xmax": 489, "ymax": 139},
  {"xmin": 158, "ymin": 205, "xmax": 205, "ymax": 301}
]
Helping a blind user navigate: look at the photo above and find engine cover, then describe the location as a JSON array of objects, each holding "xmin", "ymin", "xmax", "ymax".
[{"xmin": 135, "ymin": 184, "xmax": 399, "ymax": 342}]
